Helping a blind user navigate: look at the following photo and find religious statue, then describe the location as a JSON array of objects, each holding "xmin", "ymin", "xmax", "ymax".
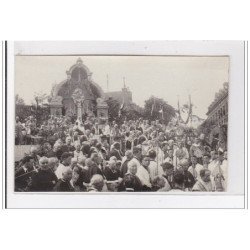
[{"xmin": 72, "ymin": 88, "xmax": 85, "ymax": 121}]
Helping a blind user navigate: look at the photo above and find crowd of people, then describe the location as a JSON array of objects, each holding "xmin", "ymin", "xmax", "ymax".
[{"xmin": 15, "ymin": 115, "xmax": 228, "ymax": 192}]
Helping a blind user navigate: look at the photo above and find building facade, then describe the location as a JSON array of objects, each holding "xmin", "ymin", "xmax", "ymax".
[
  {"xmin": 105, "ymin": 86, "xmax": 132, "ymax": 106},
  {"xmin": 49, "ymin": 58, "xmax": 106, "ymax": 120},
  {"xmin": 206, "ymin": 82, "xmax": 229, "ymax": 127}
]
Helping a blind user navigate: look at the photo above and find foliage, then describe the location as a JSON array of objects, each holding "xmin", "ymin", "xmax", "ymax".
[
  {"xmin": 16, "ymin": 93, "xmax": 50, "ymax": 125},
  {"xmin": 143, "ymin": 96, "xmax": 176, "ymax": 125},
  {"xmin": 197, "ymin": 119, "xmax": 215, "ymax": 136},
  {"xmin": 122, "ymin": 103, "xmax": 143, "ymax": 121},
  {"xmin": 106, "ymin": 97, "xmax": 120, "ymax": 122},
  {"xmin": 15, "ymin": 94, "xmax": 25, "ymax": 105},
  {"xmin": 34, "ymin": 92, "xmax": 49, "ymax": 107}
]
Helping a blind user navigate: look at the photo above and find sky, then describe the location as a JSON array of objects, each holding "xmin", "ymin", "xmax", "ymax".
[{"xmin": 15, "ymin": 55, "xmax": 229, "ymax": 119}]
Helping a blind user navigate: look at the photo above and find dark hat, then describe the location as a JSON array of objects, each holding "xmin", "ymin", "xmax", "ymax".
[
  {"xmin": 173, "ymin": 172, "xmax": 185, "ymax": 186},
  {"xmin": 60, "ymin": 152, "xmax": 72, "ymax": 161},
  {"xmin": 161, "ymin": 162, "xmax": 174, "ymax": 170},
  {"xmin": 21, "ymin": 155, "xmax": 34, "ymax": 164},
  {"xmin": 148, "ymin": 149, "xmax": 157, "ymax": 159}
]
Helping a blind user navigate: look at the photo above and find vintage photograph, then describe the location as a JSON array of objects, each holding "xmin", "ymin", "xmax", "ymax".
[{"xmin": 14, "ymin": 55, "xmax": 229, "ymax": 193}]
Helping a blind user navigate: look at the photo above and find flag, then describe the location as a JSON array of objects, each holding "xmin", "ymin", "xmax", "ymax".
[{"xmin": 119, "ymin": 101, "xmax": 125, "ymax": 117}]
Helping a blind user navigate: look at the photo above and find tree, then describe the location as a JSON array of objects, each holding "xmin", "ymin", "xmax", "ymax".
[
  {"xmin": 15, "ymin": 94, "xmax": 25, "ymax": 105},
  {"xmin": 106, "ymin": 97, "xmax": 120, "ymax": 122},
  {"xmin": 122, "ymin": 103, "xmax": 143, "ymax": 121},
  {"xmin": 144, "ymin": 96, "xmax": 176, "ymax": 125},
  {"xmin": 34, "ymin": 92, "xmax": 49, "ymax": 107}
]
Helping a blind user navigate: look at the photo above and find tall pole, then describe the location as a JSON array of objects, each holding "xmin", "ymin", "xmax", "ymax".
[
  {"xmin": 106, "ymin": 74, "xmax": 109, "ymax": 92},
  {"xmin": 123, "ymin": 77, "xmax": 126, "ymax": 88}
]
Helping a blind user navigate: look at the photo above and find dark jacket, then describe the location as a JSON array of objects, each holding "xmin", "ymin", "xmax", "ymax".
[
  {"xmin": 29, "ymin": 169, "xmax": 58, "ymax": 192},
  {"xmin": 104, "ymin": 167, "xmax": 120, "ymax": 181},
  {"xmin": 53, "ymin": 179, "xmax": 74, "ymax": 192}
]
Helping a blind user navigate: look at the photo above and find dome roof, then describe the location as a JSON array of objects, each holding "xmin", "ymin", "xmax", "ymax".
[{"xmin": 51, "ymin": 58, "xmax": 104, "ymax": 98}]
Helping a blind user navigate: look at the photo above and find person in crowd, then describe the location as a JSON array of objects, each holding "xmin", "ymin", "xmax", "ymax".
[
  {"xmin": 95, "ymin": 142, "xmax": 104, "ymax": 160},
  {"xmin": 104, "ymin": 158, "xmax": 121, "ymax": 181},
  {"xmin": 168, "ymin": 172, "xmax": 185, "ymax": 192},
  {"xmin": 173, "ymin": 140, "xmax": 189, "ymax": 169},
  {"xmin": 177, "ymin": 159, "xmax": 195, "ymax": 191},
  {"xmin": 147, "ymin": 149, "xmax": 160, "ymax": 181},
  {"xmin": 81, "ymin": 158, "xmax": 93, "ymax": 186},
  {"xmin": 88, "ymin": 153, "xmax": 105, "ymax": 178},
  {"xmin": 110, "ymin": 142, "xmax": 122, "ymax": 161},
  {"xmin": 74, "ymin": 142, "xmax": 84, "ymax": 160},
  {"xmin": 48, "ymin": 157, "xmax": 59, "ymax": 173},
  {"xmin": 14, "ymin": 113, "xmax": 227, "ymax": 193},
  {"xmin": 190, "ymin": 138, "xmax": 204, "ymax": 164},
  {"xmin": 122, "ymin": 174, "xmax": 139, "ymax": 192},
  {"xmin": 61, "ymin": 136, "xmax": 75, "ymax": 153},
  {"xmin": 29, "ymin": 157, "xmax": 58, "ymax": 192},
  {"xmin": 188, "ymin": 155, "xmax": 204, "ymax": 181},
  {"xmin": 137, "ymin": 155, "xmax": 152, "ymax": 190},
  {"xmin": 104, "ymin": 159, "xmax": 122, "ymax": 191},
  {"xmin": 209, "ymin": 150, "xmax": 219, "ymax": 171},
  {"xmin": 161, "ymin": 162, "xmax": 175, "ymax": 191},
  {"xmin": 88, "ymin": 174, "xmax": 105, "ymax": 192},
  {"xmin": 40, "ymin": 142, "xmax": 53, "ymax": 157},
  {"xmin": 70, "ymin": 157, "xmax": 79, "ymax": 169},
  {"xmin": 46, "ymin": 142, "xmax": 63, "ymax": 159},
  {"xmin": 27, "ymin": 146, "xmax": 40, "ymax": 167},
  {"xmin": 55, "ymin": 152, "xmax": 72, "ymax": 179},
  {"xmin": 209, "ymin": 151, "xmax": 226, "ymax": 191},
  {"xmin": 81, "ymin": 141, "xmax": 91, "ymax": 157},
  {"xmin": 15, "ymin": 156, "xmax": 36, "ymax": 191},
  {"xmin": 121, "ymin": 159, "xmax": 142, "ymax": 191},
  {"xmin": 53, "ymin": 167, "xmax": 74, "ymax": 192},
  {"xmin": 151, "ymin": 176, "xmax": 166, "ymax": 191},
  {"xmin": 192, "ymin": 169, "xmax": 213, "ymax": 192},
  {"xmin": 120, "ymin": 150, "xmax": 133, "ymax": 177},
  {"xmin": 164, "ymin": 148, "xmax": 174, "ymax": 165},
  {"xmin": 70, "ymin": 166, "xmax": 84, "ymax": 191},
  {"xmin": 132, "ymin": 146, "xmax": 142, "ymax": 166},
  {"xmin": 202, "ymin": 153, "xmax": 211, "ymax": 169}
]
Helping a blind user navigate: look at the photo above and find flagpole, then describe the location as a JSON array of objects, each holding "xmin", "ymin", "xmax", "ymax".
[
  {"xmin": 123, "ymin": 77, "xmax": 126, "ymax": 88},
  {"xmin": 106, "ymin": 74, "xmax": 109, "ymax": 92}
]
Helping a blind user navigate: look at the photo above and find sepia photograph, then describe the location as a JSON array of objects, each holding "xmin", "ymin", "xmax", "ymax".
[{"xmin": 14, "ymin": 54, "xmax": 229, "ymax": 193}]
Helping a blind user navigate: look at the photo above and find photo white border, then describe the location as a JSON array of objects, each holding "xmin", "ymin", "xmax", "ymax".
[{"xmin": 6, "ymin": 41, "xmax": 245, "ymax": 208}]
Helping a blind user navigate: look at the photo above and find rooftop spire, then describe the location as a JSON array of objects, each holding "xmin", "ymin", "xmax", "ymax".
[{"xmin": 77, "ymin": 57, "xmax": 83, "ymax": 65}]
